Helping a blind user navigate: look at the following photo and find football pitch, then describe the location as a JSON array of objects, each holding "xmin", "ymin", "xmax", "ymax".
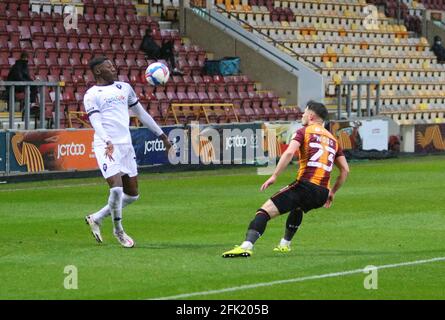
[{"xmin": 0, "ymin": 155, "xmax": 444, "ymax": 300}]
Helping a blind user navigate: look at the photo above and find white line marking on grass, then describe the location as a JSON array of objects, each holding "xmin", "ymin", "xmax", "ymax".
[{"xmin": 150, "ymin": 256, "xmax": 445, "ymax": 300}]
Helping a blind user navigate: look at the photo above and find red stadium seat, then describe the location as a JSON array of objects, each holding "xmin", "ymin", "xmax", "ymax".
[
  {"xmin": 272, "ymin": 105, "xmax": 286, "ymax": 120},
  {"xmin": 118, "ymin": 74, "xmax": 130, "ymax": 83},
  {"xmin": 72, "ymin": 66, "xmax": 86, "ymax": 84},
  {"xmin": 58, "ymin": 55, "xmax": 70, "ymax": 66},
  {"xmin": 187, "ymin": 92, "xmax": 199, "ymax": 103},
  {"xmin": 206, "ymin": 91, "xmax": 221, "ymax": 103},
  {"xmin": 197, "ymin": 92, "xmax": 209, "ymax": 102},
  {"xmin": 35, "ymin": 67, "xmax": 49, "ymax": 81},
  {"xmin": 166, "ymin": 91, "xmax": 178, "ymax": 103},
  {"xmin": 89, "ymin": 42, "xmax": 103, "ymax": 55},
  {"xmin": 78, "ymin": 42, "xmax": 90, "ymax": 51},
  {"xmin": 56, "ymin": 40, "xmax": 68, "ymax": 50},
  {"xmin": 30, "ymin": 25, "xmax": 44, "ymax": 41},
  {"xmin": 186, "ymin": 82, "xmax": 197, "ymax": 94},
  {"xmin": 263, "ymin": 105, "xmax": 276, "ymax": 121},
  {"xmin": 19, "ymin": 40, "xmax": 32, "ymax": 51},
  {"xmin": 81, "ymin": 52, "xmax": 93, "ymax": 66},
  {"xmin": 0, "ymin": 56, "xmax": 9, "ymax": 68},
  {"xmin": 148, "ymin": 107, "xmax": 162, "ymax": 122},
  {"xmin": 60, "ymin": 68, "xmax": 74, "ymax": 86},
  {"xmin": 125, "ymin": 59, "xmax": 137, "ymax": 68},
  {"xmin": 129, "ymin": 67, "xmax": 142, "ymax": 84},
  {"xmin": 18, "ymin": 25, "xmax": 31, "ymax": 40},
  {"xmin": 135, "ymin": 58, "xmax": 148, "ymax": 68},
  {"xmin": 31, "ymin": 16, "xmax": 43, "ymax": 28},
  {"xmin": 172, "ymin": 76, "xmax": 185, "ymax": 93}
]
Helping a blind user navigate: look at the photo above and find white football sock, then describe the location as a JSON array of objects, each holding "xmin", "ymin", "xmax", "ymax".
[
  {"xmin": 108, "ymin": 187, "xmax": 124, "ymax": 232},
  {"xmin": 240, "ymin": 241, "xmax": 253, "ymax": 250},
  {"xmin": 280, "ymin": 239, "xmax": 291, "ymax": 247},
  {"xmin": 123, "ymin": 194, "xmax": 139, "ymax": 207},
  {"xmin": 91, "ymin": 206, "xmax": 109, "ymax": 224},
  {"xmin": 92, "ymin": 194, "xmax": 139, "ymax": 224}
]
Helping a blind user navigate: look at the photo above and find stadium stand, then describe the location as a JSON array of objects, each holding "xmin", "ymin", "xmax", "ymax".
[
  {"xmin": 216, "ymin": 0, "xmax": 445, "ymax": 124},
  {"xmin": 0, "ymin": 0, "xmax": 299, "ymax": 129}
]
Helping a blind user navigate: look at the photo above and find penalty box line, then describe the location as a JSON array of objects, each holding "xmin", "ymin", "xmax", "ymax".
[{"xmin": 150, "ymin": 256, "xmax": 445, "ymax": 300}]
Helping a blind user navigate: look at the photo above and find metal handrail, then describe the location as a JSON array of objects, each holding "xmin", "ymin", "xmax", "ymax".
[
  {"xmin": 215, "ymin": 4, "xmax": 323, "ymax": 71},
  {"xmin": 165, "ymin": 103, "xmax": 238, "ymax": 124},
  {"xmin": 190, "ymin": 4, "xmax": 323, "ymax": 72},
  {"xmin": 335, "ymin": 80, "xmax": 381, "ymax": 119},
  {"xmin": 0, "ymin": 81, "xmax": 62, "ymax": 130}
]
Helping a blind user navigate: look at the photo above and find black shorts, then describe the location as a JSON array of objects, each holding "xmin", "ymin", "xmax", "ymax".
[{"xmin": 270, "ymin": 180, "xmax": 329, "ymax": 214}]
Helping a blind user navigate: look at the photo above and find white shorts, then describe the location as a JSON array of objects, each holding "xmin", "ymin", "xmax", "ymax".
[{"xmin": 94, "ymin": 143, "xmax": 138, "ymax": 179}]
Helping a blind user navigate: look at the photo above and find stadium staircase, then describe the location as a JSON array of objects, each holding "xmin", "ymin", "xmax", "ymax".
[
  {"xmin": 0, "ymin": 0, "xmax": 301, "ymax": 129},
  {"xmin": 217, "ymin": 0, "xmax": 445, "ymax": 125}
]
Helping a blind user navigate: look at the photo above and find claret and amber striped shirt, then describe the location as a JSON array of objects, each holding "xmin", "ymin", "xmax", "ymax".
[{"xmin": 293, "ymin": 124, "xmax": 344, "ymax": 189}]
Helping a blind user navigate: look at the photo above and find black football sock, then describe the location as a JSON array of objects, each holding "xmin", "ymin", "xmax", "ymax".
[
  {"xmin": 284, "ymin": 209, "xmax": 304, "ymax": 241},
  {"xmin": 245, "ymin": 209, "xmax": 271, "ymax": 244}
]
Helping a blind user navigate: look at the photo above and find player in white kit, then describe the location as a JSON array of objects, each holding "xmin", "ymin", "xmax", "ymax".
[{"xmin": 83, "ymin": 56, "xmax": 172, "ymax": 248}]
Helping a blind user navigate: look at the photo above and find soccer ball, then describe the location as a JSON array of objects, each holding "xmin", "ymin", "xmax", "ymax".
[{"xmin": 145, "ymin": 62, "xmax": 170, "ymax": 86}]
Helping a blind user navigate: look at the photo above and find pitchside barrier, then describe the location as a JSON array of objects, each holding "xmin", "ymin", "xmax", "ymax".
[
  {"xmin": 0, "ymin": 131, "xmax": 5, "ymax": 173},
  {"xmin": 0, "ymin": 122, "xmax": 269, "ymax": 176},
  {"xmin": 414, "ymin": 123, "xmax": 445, "ymax": 153},
  {"xmin": 3, "ymin": 119, "xmax": 442, "ymax": 176},
  {"xmin": 3, "ymin": 126, "xmax": 183, "ymax": 175},
  {"xmin": 0, "ymin": 81, "xmax": 62, "ymax": 130},
  {"xmin": 329, "ymin": 119, "xmax": 390, "ymax": 152}
]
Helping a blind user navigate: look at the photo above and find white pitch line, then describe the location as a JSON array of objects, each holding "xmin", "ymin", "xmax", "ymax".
[{"xmin": 150, "ymin": 256, "xmax": 445, "ymax": 300}]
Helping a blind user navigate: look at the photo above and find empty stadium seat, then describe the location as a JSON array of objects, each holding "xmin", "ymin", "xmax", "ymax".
[{"xmin": 0, "ymin": 0, "xmax": 288, "ymax": 125}]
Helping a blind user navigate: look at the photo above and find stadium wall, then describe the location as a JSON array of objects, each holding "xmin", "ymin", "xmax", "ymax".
[
  {"xmin": 426, "ymin": 20, "xmax": 445, "ymax": 47},
  {"xmin": 183, "ymin": 8, "xmax": 324, "ymax": 107}
]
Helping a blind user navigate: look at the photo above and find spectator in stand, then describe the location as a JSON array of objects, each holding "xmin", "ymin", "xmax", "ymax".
[
  {"xmin": 6, "ymin": 52, "xmax": 38, "ymax": 113},
  {"xmin": 431, "ymin": 36, "xmax": 445, "ymax": 63},
  {"xmin": 139, "ymin": 28, "xmax": 183, "ymax": 75}
]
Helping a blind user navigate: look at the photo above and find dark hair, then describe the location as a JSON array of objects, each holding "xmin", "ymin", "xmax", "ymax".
[
  {"xmin": 434, "ymin": 35, "xmax": 441, "ymax": 42},
  {"xmin": 306, "ymin": 100, "xmax": 328, "ymax": 121},
  {"xmin": 88, "ymin": 56, "xmax": 108, "ymax": 72},
  {"xmin": 20, "ymin": 52, "xmax": 29, "ymax": 60}
]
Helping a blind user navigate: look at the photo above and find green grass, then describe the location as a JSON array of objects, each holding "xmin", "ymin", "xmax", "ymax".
[{"xmin": 0, "ymin": 155, "xmax": 444, "ymax": 300}]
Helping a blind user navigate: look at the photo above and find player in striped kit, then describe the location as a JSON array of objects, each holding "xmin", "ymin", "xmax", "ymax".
[{"xmin": 222, "ymin": 101, "xmax": 349, "ymax": 257}]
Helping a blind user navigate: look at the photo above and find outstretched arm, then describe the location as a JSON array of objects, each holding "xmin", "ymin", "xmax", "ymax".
[
  {"xmin": 324, "ymin": 155, "xmax": 349, "ymax": 208},
  {"xmin": 260, "ymin": 140, "xmax": 300, "ymax": 191},
  {"xmin": 131, "ymin": 103, "xmax": 172, "ymax": 152}
]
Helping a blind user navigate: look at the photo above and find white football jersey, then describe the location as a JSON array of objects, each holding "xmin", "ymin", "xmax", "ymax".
[{"xmin": 83, "ymin": 81, "xmax": 138, "ymax": 145}]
